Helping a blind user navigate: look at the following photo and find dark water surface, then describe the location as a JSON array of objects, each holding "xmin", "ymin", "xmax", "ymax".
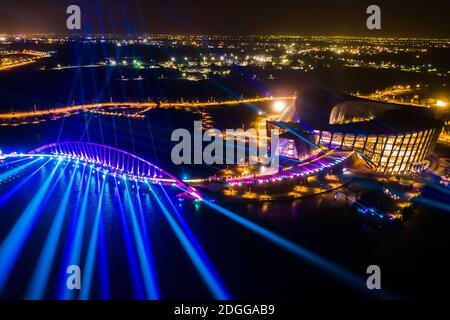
[{"xmin": 0, "ymin": 154, "xmax": 449, "ymax": 299}]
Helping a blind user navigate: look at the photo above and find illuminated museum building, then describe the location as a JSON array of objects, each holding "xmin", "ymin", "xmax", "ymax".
[{"xmin": 273, "ymin": 87, "xmax": 444, "ymax": 175}]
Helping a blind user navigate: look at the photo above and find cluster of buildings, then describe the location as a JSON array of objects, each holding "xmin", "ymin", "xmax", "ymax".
[{"xmin": 272, "ymin": 86, "xmax": 444, "ymax": 175}]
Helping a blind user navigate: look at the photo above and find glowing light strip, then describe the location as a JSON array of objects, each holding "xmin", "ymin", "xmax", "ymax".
[{"xmin": 228, "ymin": 153, "xmax": 352, "ymax": 186}]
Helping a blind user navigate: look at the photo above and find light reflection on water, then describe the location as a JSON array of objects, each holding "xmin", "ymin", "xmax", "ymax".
[{"xmin": 0, "ymin": 157, "xmax": 449, "ymax": 299}]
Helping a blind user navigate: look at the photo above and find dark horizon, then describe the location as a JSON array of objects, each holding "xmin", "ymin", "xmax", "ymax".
[
  {"xmin": 2, "ymin": 32, "xmax": 450, "ymax": 40},
  {"xmin": 1, "ymin": 0, "xmax": 450, "ymax": 38}
]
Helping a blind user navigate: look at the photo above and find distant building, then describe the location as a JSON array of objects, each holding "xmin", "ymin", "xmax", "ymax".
[
  {"xmin": 267, "ymin": 121, "xmax": 319, "ymax": 161},
  {"xmin": 272, "ymin": 86, "xmax": 444, "ymax": 175}
]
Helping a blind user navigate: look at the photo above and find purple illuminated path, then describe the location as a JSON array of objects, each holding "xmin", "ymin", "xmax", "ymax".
[
  {"xmin": 221, "ymin": 151, "xmax": 355, "ymax": 187},
  {"xmin": 3, "ymin": 142, "xmax": 354, "ymax": 200}
]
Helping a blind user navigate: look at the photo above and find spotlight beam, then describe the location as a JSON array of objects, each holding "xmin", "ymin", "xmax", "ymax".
[
  {"xmin": 114, "ymin": 178, "xmax": 146, "ymax": 299},
  {"xmin": 98, "ymin": 215, "xmax": 111, "ymax": 300},
  {"xmin": 0, "ymin": 159, "xmax": 51, "ymax": 206},
  {"xmin": 26, "ymin": 166, "xmax": 78, "ymax": 299},
  {"xmin": 133, "ymin": 181, "xmax": 160, "ymax": 298},
  {"xmin": 0, "ymin": 161, "xmax": 62, "ymax": 294},
  {"xmin": 122, "ymin": 180, "xmax": 159, "ymax": 300},
  {"xmin": 200, "ymin": 199, "xmax": 393, "ymax": 298},
  {"xmin": 159, "ymin": 185, "xmax": 230, "ymax": 299},
  {"xmin": 0, "ymin": 157, "xmax": 41, "ymax": 182},
  {"xmin": 0, "ymin": 156, "xmax": 31, "ymax": 168},
  {"xmin": 147, "ymin": 183, "xmax": 230, "ymax": 300},
  {"xmin": 80, "ymin": 175, "xmax": 107, "ymax": 300},
  {"xmin": 60, "ymin": 167, "xmax": 93, "ymax": 300}
]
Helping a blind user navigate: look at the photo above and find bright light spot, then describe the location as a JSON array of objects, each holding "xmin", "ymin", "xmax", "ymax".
[
  {"xmin": 436, "ymin": 100, "xmax": 447, "ymax": 107},
  {"xmin": 273, "ymin": 101, "xmax": 286, "ymax": 113}
]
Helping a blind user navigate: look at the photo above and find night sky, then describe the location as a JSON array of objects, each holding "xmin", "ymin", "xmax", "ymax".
[{"xmin": 1, "ymin": 0, "xmax": 450, "ymax": 37}]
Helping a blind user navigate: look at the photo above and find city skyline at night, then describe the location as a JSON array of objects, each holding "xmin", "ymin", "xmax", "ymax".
[{"xmin": 0, "ymin": 0, "xmax": 450, "ymax": 38}]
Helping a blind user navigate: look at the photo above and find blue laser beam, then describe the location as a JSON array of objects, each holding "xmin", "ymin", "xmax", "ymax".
[
  {"xmin": 159, "ymin": 185, "xmax": 231, "ymax": 299},
  {"xmin": 0, "ymin": 156, "xmax": 31, "ymax": 168},
  {"xmin": 114, "ymin": 177, "xmax": 146, "ymax": 299},
  {"xmin": 98, "ymin": 213, "xmax": 111, "ymax": 300},
  {"xmin": 0, "ymin": 161, "xmax": 61, "ymax": 295},
  {"xmin": 55, "ymin": 164, "xmax": 86, "ymax": 299},
  {"xmin": 147, "ymin": 183, "xmax": 230, "ymax": 300},
  {"xmin": 60, "ymin": 167, "xmax": 93, "ymax": 300},
  {"xmin": 123, "ymin": 180, "xmax": 159, "ymax": 300},
  {"xmin": 26, "ymin": 166, "xmax": 78, "ymax": 299},
  {"xmin": 133, "ymin": 181, "xmax": 160, "ymax": 299},
  {"xmin": 413, "ymin": 196, "xmax": 450, "ymax": 212},
  {"xmin": 80, "ymin": 175, "xmax": 107, "ymax": 300},
  {"xmin": 200, "ymin": 199, "xmax": 391, "ymax": 297}
]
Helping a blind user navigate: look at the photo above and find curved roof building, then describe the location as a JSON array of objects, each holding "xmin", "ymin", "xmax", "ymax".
[{"xmin": 289, "ymin": 86, "xmax": 444, "ymax": 175}]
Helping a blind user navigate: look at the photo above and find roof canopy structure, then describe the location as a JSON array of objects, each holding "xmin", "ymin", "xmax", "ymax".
[{"xmin": 295, "ymin": 86, "xmax": 443, "ymax": 135}]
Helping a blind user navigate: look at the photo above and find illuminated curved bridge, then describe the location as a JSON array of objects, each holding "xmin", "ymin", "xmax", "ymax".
[
  {"xmin": 5, "ymin": 141, "xmax": 201, "ymax": 200},
  {"xmin": 0, "ymin": 142, "xmax": 376, "ymax": 299}
]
